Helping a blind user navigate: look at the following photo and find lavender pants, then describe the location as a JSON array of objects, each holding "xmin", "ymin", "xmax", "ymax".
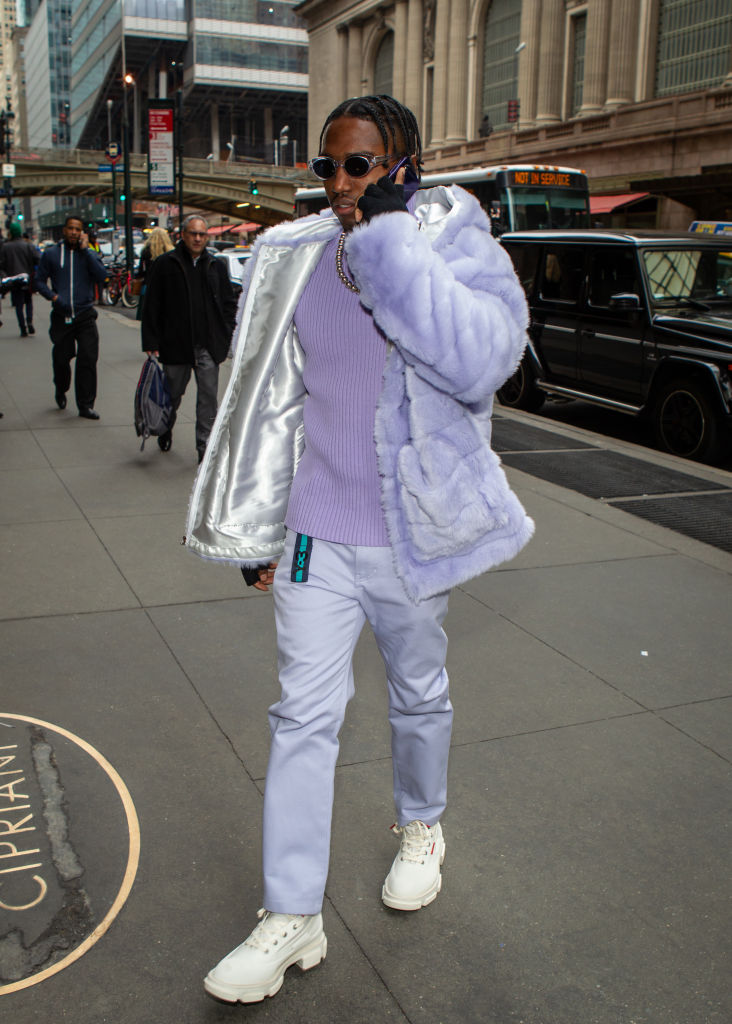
[{"xmin": 263, "ymin": 530, "xmax": 452, "ymax": 914}]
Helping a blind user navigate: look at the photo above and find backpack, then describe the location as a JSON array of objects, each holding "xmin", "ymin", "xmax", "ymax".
[{"xmin": 134, "ymin": 356, "xmax": 172, "ymax": 450}]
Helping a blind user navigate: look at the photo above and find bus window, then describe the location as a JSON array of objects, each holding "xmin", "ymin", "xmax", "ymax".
[
  {"xmin": 547, "ymin": 190, "xmax": 591, "ymax": 229},
  {"xmin": 501, "ymin": 189, "xmax": 549, "ymax": 230},
  {"xmin": 501, "ymin": 187, "xmax": 589, "ymax": 231}
]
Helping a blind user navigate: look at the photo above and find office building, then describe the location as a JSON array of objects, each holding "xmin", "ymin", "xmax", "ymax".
[{"xmin": 72, "ymin": 0, "xmax": 308, "ymax": 167}]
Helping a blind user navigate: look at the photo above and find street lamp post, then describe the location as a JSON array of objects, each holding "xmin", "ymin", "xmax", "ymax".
[
  {"xmin": 120, "ymin": 1, "xmax": 134, "ymax": 272},
  {"xmin": 1, "ymin": 100, "xmax": 16, "ymax": 228},
  {"xmin": 177, "ymin": 87, "xmax": 184, "ymax": 231},
  {"xmin": 106, "ymin": 98, "xmax": 117, "ymax": 233},
  {"xmin": 121, "ymin": 72, "xmax": 134, "ymax": 271}
]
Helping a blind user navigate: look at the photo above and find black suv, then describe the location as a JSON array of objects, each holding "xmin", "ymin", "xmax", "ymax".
[{"xmin": 497, "ymin": 229, "xmax": 732, "ymax": 462}]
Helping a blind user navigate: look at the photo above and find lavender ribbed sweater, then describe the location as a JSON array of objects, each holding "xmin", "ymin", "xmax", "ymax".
[{"xmin": 286, "ymin": 232, "xmax": 389, "ymax": 546}]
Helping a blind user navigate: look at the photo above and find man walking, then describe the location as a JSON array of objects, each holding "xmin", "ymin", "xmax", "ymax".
[
  {"xmin": 0, "ymin": 222, "xmax": 38, "ymax": 336},
  {"xmin": 35, "ymin": 214, "xmax": 109, "ymax": 418},
  {"xmin": 141, "ymin": 214, "xmax": 236, "ymax": 461},
  {"xmin": 186, "ymin": 95, "xmax": 534, "ymax": 1004}
]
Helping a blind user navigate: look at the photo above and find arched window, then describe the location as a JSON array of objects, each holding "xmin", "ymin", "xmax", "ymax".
[
  {"xmin": 655, "ymin": 0, "xmax": 732, "ymax": 97},
  {"xmin": 481, "ymin": 0, "xmax": 522, "ymax": 130},
  {"xmin": 373, "ymin": 31, "xmax": 394, "ymax": 96}
]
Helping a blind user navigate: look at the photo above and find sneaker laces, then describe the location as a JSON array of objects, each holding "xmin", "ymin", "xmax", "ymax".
[
  {"xmin": 244, "ymin": 909, "xmax": 303, "ymax": 953},
  {"xmin": 391, "ymin": 820, "xmax": 434, "ymax": 865}
]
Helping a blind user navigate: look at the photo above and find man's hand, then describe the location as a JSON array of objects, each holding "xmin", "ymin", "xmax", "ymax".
[
  {"xmin": 241, "ymin": 562, "xmax": 278, "ymax": 591},
  {"xmin": 145, "ymin": 350, "xmax": 160, "ymax": 358},
  {"xmin": 357, "ymin": 173, "xmax": 409, "ymax": 223},
  {"xmin": 253, "ymin": 563, "xmax": 278, "ymax": 591},
  {"xmin": 79, "ymin": 232, "xmax": 89, "ymax": 250}
]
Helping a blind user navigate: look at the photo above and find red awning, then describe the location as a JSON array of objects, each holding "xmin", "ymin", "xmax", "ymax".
[
  {"xmin": 589, "ymin": 192, "xmax": 649, "ymax": 215},
  {"xmin": 206, "ymin": 224, "xmax": 232, "ymax": 236}
]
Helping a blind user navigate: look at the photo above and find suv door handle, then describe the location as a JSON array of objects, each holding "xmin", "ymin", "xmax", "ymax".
[{"xmin": 580, "ymin": 328, "xmax": 595, "ymax": 337}]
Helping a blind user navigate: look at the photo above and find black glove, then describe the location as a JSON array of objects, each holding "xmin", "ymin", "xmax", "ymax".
[
  {"xmin": 357, "ymin": 175, "xmax": 409, "ymax": 223},
  {"xmin": 241, "ymin": 566, "xmax": 263, "ymax": 587}
]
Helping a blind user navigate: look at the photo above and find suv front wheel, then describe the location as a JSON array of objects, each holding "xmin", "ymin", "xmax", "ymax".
[
  {"xmin": 653, "ymin": 378, "xmax": 724, "ymax": 462},
  {"xmin": 497, "ymin": 357, "xmax": 546, "ymax": 412}
]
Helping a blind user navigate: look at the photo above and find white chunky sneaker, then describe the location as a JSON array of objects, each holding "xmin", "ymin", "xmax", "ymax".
[
  {"xmin": 204, "ymin": 908, "xmax": 327, "ymax": 1003},
  {"xmin": 382, "ymin": 820, "xmax": 446, "ymax": 911}
]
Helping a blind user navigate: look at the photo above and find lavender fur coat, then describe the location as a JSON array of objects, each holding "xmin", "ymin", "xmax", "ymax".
[{"xmin": 185, "ymin": 184, "xmax": 534, "ymax": 602}]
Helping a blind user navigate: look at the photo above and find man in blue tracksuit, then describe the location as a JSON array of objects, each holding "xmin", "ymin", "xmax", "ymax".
[{"xmin": 36, "ymin": 213, "xmax": 109, "ymax": 418}]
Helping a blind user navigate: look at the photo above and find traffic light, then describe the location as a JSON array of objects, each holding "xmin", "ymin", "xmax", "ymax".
[
  {"xmin": 507, "ymin": 99, "xmax": 520, "ymax": 123},
  {"xmin": 250, "ymin": 179, "xmax": 259, "ymax": 195},
  {"xmin": 120, "ymin": 193, "xmax": 126, "ymax": 202}
]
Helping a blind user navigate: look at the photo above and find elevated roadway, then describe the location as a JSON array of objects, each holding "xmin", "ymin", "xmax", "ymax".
[{"xmin": 7, "ymin": 148, "xmax": 312, "ymax": 226}]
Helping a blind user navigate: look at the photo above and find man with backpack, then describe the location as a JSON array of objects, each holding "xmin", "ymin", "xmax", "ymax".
[
  {"xmin": 35, "ymin": 214, "xmax": 109, "ymax": 418},
  {"xmin": 141, "ymin": 214, "xmax": 237, "ymax": 462}
]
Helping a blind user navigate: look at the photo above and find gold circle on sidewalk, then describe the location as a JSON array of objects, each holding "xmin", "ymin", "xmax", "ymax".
[{"xmin": 0, "ymin": 714, "xmax": 140, "ymax": 996}]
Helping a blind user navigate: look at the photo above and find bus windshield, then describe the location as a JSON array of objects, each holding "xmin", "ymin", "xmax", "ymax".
[{"xmin": 501, "ymin": 186, "xmax": 590, "ymax": 231}]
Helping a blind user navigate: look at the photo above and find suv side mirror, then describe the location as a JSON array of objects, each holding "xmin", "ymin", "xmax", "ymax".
[{"xmin": 609, "ymin": 292, "xmax": 641, "ymax": 310}]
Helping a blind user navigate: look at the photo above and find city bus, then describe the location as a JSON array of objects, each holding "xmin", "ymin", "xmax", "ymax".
[{"xmin": 294, "ymin": 164, "xmax": 590, "ymax": 235}]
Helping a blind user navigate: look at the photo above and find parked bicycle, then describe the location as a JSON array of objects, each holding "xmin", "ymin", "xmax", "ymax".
[{"xmin": 102, "ymin": 259, "xmax": 139, "ymax": 308}]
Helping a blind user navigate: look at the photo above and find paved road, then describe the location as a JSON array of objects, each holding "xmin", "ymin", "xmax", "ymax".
[{"xmin": 1, "ymin": 307, "xmax": 730, "ymax": 1023}]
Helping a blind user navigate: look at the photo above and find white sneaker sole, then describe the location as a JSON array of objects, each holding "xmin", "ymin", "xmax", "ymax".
[
  {"xmin": 203, "ymin": 933, "xmax": 327, "ymax": 1004},
  {"xmin": 381, "ymin": 840, "xmax": 446, "ymax": 911}
]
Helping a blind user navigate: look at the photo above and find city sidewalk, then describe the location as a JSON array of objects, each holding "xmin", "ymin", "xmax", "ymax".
[{"xmin": 1, "ymin": 306, "xmax": 730, "ymax": 1023}]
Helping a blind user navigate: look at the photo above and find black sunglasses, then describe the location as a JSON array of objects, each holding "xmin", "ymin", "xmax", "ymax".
[{"xmin": 308, "ymin": 153, "xmax": 396, "ymax": 180}]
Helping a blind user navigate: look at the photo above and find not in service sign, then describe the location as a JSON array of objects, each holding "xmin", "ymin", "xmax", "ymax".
[{"xmin": 148, "ymin": 104, "xmax": 175, "ymax": 195}]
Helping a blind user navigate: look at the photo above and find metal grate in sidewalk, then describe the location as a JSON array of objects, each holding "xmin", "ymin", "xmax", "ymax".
[
  {"xmin": 492, "ymin": 417, "xmax": 595, "ymax": 453},
  {"xmin": 495, "ymin": 419, "xmax": 732, "ymax": 552},
  {"xmin": 499, "ymin": 448, "xmax": 728, "ymax": 500},
  {"xmin": 610, "ymin": 492, "xmax": 732, "ymax": 553}
]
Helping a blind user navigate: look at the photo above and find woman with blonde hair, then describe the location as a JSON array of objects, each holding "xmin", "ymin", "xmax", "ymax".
[{"xmin": 136, "ymin": 226, "xmax": 174, "ymax": 318}]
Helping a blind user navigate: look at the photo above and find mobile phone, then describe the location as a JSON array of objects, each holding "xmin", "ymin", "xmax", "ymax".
[{"xmin": 387, "ymin": 156, "xmax": 421, "ymax": 201}]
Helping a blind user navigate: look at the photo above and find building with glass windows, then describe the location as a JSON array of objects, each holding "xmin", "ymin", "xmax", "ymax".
[
  {"xmin": 296, "ymin": 0, "xmax": 732, "ymax": 228},
  {"xmin": 21, "ymin": 0, "xmax": 74, "ymax": 229},
  {"xmin": 71, "ymin": 0, "xmax": 308, "ymax": 166}
]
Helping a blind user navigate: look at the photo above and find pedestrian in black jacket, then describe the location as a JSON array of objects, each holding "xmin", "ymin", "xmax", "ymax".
[
  {"xmin": 141, "ymin": 214, "xmax": 237, "ymax": 461},
  {"xmin": 35, "ymin": 214, "xmax": 109, "ymax": 418},
  {"xmin": 0, "ymin": 222, "xmax": 38, "ymax": 336}
]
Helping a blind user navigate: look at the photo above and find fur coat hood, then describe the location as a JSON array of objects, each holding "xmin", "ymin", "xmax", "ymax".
[{"xmin": 186, "ymin": 185, "xmax": 534, "ymax": 601}]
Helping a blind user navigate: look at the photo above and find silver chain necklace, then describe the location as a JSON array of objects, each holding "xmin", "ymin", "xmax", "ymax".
[{"xmin": 335, "ymin": 231, "xmax": 360, "ymax": 293}]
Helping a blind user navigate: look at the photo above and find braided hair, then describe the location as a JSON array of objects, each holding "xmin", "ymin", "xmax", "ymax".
[{"xmin": 319, "ymin": 95, "xmax": 423, "ymax": 171}]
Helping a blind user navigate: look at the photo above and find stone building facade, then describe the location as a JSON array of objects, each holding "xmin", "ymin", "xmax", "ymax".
[{"xmin": 295, "ymin": 0, "xmax": 732, "ymax": 227}]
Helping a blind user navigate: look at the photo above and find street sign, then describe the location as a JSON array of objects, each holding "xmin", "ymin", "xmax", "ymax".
[
  {"xmin": 147, "ymin": 102, "xmax": 175, "ymax": 196},
  {"xmin": 106, "ymin": 142, "xmax": 121, "ymax": 165},
  {"xmin": 2, "ymin": 163, "xmax": 15, "ymax": 177},
  {"xmin": 98, "ymin": 164, "xmax": 124, "ymax": 173},
  {"xmin": 4, "ymin": 203, "xmax": 15, "ymax": 215}
]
